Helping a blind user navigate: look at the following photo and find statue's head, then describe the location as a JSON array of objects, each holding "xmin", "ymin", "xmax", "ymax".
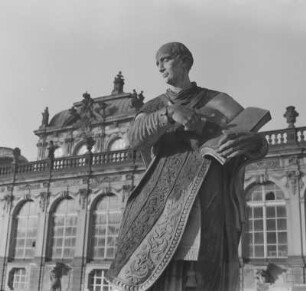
[{"xmin": 155, "ymin": 42, "xmax": 193, "ymax": 72}]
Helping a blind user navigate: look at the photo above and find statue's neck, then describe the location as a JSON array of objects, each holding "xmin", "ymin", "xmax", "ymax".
[{"xmin": 167, "ymin": 78, "xmax": 192, "ymax": 94}]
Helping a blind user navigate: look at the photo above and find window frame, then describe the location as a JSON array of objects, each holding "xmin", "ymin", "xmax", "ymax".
[
  {"xmin": 11, "ymin": 200, "xmax": 39, "ymax": 260},
  {"xmin": 90, "ymin": 194, "xmax": 122, "ymax": 260},
  {"xmin": 8, "ymin": 268, "xmax": 28, "ymax": 290},
  {"xmin": 49, "ymin": 198, "xmax": 78, "ymax": 260},
  {"xmin": 108, "ymin": 138, "xmax": 127, "ymax": 151},
  {"xmin": 88, "ymin": 269, "xmax": 112, "ymax": 291},
  {"xmin": 243, "ymin": 182, "xmax": 288, "ymax": 259}
]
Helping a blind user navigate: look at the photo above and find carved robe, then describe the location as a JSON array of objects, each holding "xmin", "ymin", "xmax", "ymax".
[{"xmin": 106, "ymin": 83, "xmax": 268, "ymax": 291}]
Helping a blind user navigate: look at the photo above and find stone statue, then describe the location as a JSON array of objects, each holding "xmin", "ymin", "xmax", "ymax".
[
  {"xmin": 131, "ymin": 89, "xmax": 145, "ymax": 111},
  {"xmin": 12, "ymin": 147, "xmax": 21, "ymax": 163},
  {"xmin": 49, "ymin": 269, "xmax": 61, "ymax": 291},
  {"xmin": 41, "ymin": 107, "xmax": 49, "ymax": 127},
  {"xmin": 106, "ymin": 42, "xmax": 270, "ymax": 291},
  {"xmin": 48, "ymin": 262, "xmax": 70, "ymax": 291},
  {"xmin": 112, "ymin": 71, "xmax": 125, "ymax": 95},
  {"xmin": 284, "ymin": 105, "xmax": 299, "ymax": 128},
  {"xmin": 47, "ymin": 141, "xmax": 58, "ymax": 160}
]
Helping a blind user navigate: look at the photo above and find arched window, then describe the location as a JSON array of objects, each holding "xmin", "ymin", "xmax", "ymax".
[
  {"xmin": 88, "ymin": 269, "xmax": 112, "ymax": 291},
  {"xmin": 108, "ymin": 138, "xmax": 127, "ymax": 151},
  {"xmin": 91, "ymin": 194, "xmax": 122, "ymax": 259},
  {"xmin": 12, "ymin": 201, "xmax": 39, "ymax": 259},
  {"xmin": 50, "ymin": 198, "xmax": 78, "ymax": 259},
  {"xmin": 54, "ymin": 147, "xmax": 64, "ymax": 158},
  {"xmin": 8, "ymin": 268, "xmax": 28, "ymax": 290},
  {"xmin": 76, "ymin": 144, "xmax": 88, "ymax": 156},
  {"xmin": 243, "ymin": 182, "xmax": 287, "ymax": 259}
]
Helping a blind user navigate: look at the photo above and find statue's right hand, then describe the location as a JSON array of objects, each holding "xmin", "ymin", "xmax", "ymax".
[{"xmin": 168, "ymin": 105, "xmax": 206, "ymax": 134}]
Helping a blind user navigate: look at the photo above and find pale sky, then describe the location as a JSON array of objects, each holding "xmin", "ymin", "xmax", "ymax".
[{"xmin": 1, "ymin": 0, "xmax": 306, "ymax": 161}]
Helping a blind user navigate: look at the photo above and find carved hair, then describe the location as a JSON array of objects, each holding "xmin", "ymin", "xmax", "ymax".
[{"xmin": 156, "ymin": 42, "xmax": 194, "ymax": 71}]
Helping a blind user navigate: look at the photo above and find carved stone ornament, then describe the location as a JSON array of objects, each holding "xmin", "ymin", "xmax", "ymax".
[
  {"xmin": 79, "ymin": 188, "xmax": 91, "ymax": 209},
  {"xmin": 77, "ymin": 92, "xmax": 107, "ymax": 133},
  {"xmin": 122, "ymin": 184, "xmax": 133, "ymax": 203},
  {"xmin": 288, "ymin": 156, "xmax": 299, "ymax": 166},
  {"xmin": 24, "ymin": 192, "xmax": 31, "ymax": 201},
  {"xmin": 255, "ymin": 172, "xmax": 269, "ymax": 184},
  {"xmin": 1, "ymin": 194, "xmax": 14, "ymax": 211},
  {"xmin": 125, "ymin": 174, "xmax": 134, "ymax": 180},
  {"xmin": 61, "ymin": 190, "xmax": 70, "ymax": 199},
  {"xmin": 23, "ymin": 184, "xmax": 31, "ymax": 201},
  {"xmin": 246, "ymin": 158, "xmax": 280, "ymax": 170},
  {"xmin": 245, "ymin": 171, "xmax": 269, "ymax": 185},
  {"xmin": 43, "ymin": 181, "xmax": 50, "ymax": 188},
  {"xmin": 90, "ymin": 175, "xmax": 121, "ymax": 189},
  {"xmin": 39, "ymin": 191, "xmax": 50, "ymax": 212},
  {"xmin": 286, "ymin": 169, "xmax": 303, "ymax": 195},
  {"xmin": 18, "ymin": 183, "xmax": 40, "ymax": 191}
]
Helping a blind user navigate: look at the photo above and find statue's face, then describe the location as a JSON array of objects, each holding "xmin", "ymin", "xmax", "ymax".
[{"xmin": 156, "ymin": 52, "xmax": 188, "ymax": 86}]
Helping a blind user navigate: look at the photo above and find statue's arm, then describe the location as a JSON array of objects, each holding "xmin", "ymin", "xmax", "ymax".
[{"xmin": 127, "ymin": 107, "xmax": 173, "ymax": 150}]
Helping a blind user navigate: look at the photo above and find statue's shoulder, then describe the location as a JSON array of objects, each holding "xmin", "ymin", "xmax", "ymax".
[
  {"xmin": 199, "ymin": 86, "xmax": 231, "ymax": 102},
  {"xmin": 198, "ymin": 86, "xmax": 244, "ymax": 123},
  {"xmin": 139, "ymin": 94, "xmax": 168, "ymax": 114},
  {"xmin": 192, "ymin": 86, "xmax": 233, "ymax": 109}
]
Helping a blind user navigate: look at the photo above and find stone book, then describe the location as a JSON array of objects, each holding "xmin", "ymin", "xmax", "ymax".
[{"xmin": 200, "ymin": 107, "xmax": 271, "ymax": 165}]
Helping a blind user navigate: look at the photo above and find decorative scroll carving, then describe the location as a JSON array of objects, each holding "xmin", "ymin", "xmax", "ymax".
[
  {"xmin": 90, "ymin": 175, "xmax": 122, "ymax": 189},
  {"xmin": 246, "ymin": 158, "xmax": 280, "ymax": 170},
  {"xmin": 17, "ymin": 183, "xmax": 40, "ymax": 191}
]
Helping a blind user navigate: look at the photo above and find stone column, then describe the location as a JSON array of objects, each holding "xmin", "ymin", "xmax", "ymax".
[{"xmin": 71, "ymin": 188, "xmax": 90, "ymax": 291}]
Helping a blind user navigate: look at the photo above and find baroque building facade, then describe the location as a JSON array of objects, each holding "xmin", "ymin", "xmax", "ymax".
[{"xmin": 0, "ymin": 74, "xmax": 305, "ymax": 291}]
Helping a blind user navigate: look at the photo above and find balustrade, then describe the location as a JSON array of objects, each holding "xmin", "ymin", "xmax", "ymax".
[
  {"xmin": 0, "ymin": 166, "xmax": 12, "ymax": 176},
  {"xmin": 263, "ymin": 126, "xmax": 306, "ymax": 147},
  {"xmin": 17, "ymin": 160, "xmax": 49, "ymax": 174},
  {"xmin": 92, "ymin": 149, "xmax": 134, "ymax": 166},
  {"xmin": 0, "ymin": 149, "xmax": 143, "ymax": 177},
  {"xmin": 3, "ymin": 125, "xmax": 304, "ymax": 178}
]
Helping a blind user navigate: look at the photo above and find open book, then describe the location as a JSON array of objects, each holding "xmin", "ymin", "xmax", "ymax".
[{"xmin": 200, "ymin": 107, "xmax": 271, "ymax": 165}]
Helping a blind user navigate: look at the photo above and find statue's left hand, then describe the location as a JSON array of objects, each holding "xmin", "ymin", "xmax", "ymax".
[{"xmin": 216, "ymin": 131, "xmax": 263, "ymax": 159}]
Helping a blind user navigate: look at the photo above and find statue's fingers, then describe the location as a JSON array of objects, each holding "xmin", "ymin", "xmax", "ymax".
[
  {"xmin": 227, "ymin": 144, "xmax": 250, "ymax": 158},
  {"xmin": 219, "ymin": 141, "xmax": 249, "ymax": 157},
  {"xmin": 226, "ymin": 149, "xmax": 245, "ymax": 158},
  {"xmin": 218, "ymin": 131, "xmax": 238, "ymax": 147},
  {"xmin": 217, "ymin": 137, "xmax": 241, "ymax": 153}
]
